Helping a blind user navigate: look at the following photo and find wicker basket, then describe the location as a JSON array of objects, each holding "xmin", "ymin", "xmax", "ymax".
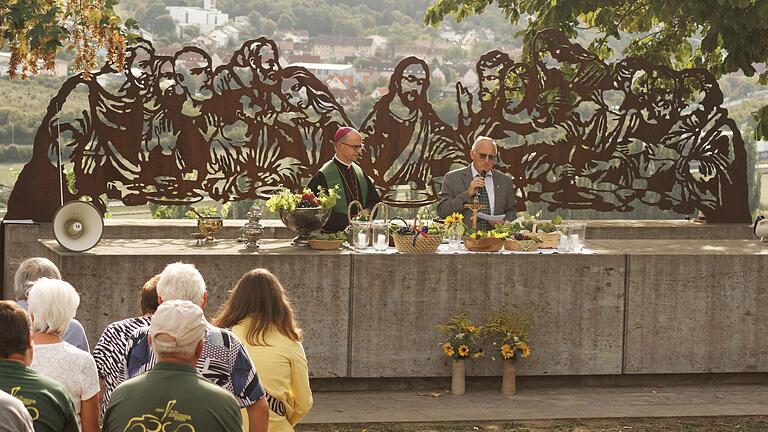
[
  {"xmin": 308, "ymin": 239, "xmax": 343, "ymax": 250},
  {"xmin": 391, "ymin": 233, "xmax": 442, "ymax": 254},
  {"xmin": 464, "ymin": 237, "xmax": 504, "ymax": 252},
  {"xmin": 505, "ymin": 239, "xmax": 539, "ymax": 252},
  {"xmin": 536, "ymin": 232, "xmax": 560, "ymax": 249}
]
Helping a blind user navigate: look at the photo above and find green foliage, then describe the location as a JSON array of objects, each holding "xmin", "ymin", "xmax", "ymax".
[
  {"xmin": 310, "ymin": 231, "xmax": 346, "ymax": 240},
  {"xmin": 424, "ymin": 0, "xmax": 768, "ymax": 138},
  {"xmin": 187, "ymin": 203, "xmax": 231, "ymax": 218},
  {"xmin": 149, "ymin": 203, "xmax": 190, "ymax": 219}
]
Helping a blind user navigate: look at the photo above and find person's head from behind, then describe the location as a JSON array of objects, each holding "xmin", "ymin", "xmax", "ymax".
[
  {"xmin": 140, "ymin": 274, "xmax": 161, "ymax": 316},
  {"xmin": 149, "ymin": 300, "xmax": 207, "ymax": 364},
  {"xmin": 0, "ymin": 301, "xmax": 33, "ymax": 365},
  {"xmin": 14, "ymin": 257, "xmax": 61, "ymax": 301},
  {"xmin": 214, "ymin": 268, "xmax": 302, "ymax": 345},
  {"xmin": 156, "ymin": 263, "xmax": 207, "ymax": 308},
  {"xmin": 27, "ymin": 278, "xmax": 80, "ymax": 336}
]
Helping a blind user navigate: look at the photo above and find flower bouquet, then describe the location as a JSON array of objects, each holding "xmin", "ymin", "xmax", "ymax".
[
  {"xmin": 437, "ymin": 313, "xmax": 483, "ymax": 395},
  {"xmin": 443, "ymin": 212, "xmax": 467, "ymax": 247},
  {"xmin": 482, "ymin": 309, "xmax": 533, "ymax": 395},
  {"xmin": 266, "ymin": 185, "xmax": 340, "ymax": 245},
  {"xmin": 463, "ymin": 228, "xmax": 507, "ymax": 252}
]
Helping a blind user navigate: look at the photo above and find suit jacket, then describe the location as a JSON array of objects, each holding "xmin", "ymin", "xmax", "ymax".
[{"xmin": 436, "ymin": 165, "xmax": 517, "ymax": 222}]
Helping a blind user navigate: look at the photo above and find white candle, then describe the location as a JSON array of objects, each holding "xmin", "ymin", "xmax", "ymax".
[
  {"xmin": 377, "ymin": 234, "xmax": 386, "ymax": 246},
  {"xmin": 357, "ymin": 232, "xmax": 367, "ymax": 248},
  {"xmin": 558, "ymin": 234, "xmax": 569, "ymax": 252}
]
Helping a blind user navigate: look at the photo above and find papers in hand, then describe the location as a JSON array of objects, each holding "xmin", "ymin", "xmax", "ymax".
[{"xmin": 477, "ymin": 213, "xmax": 505, "ymax": 223}]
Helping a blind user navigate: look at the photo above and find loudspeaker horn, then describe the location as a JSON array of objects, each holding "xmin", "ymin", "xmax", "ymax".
[{"xmin": 53, "ymin": 201, "xmax": 104, "ymax": 252}]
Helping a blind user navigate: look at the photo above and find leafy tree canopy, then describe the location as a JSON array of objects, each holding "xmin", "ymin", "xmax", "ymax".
[
  {"xmin": 0, "ymin": 0, "xmax": 139, "ymax": 78},
  {"xmin": 424, "ymin": 0, "xmax": 768, "ymax": 137}
]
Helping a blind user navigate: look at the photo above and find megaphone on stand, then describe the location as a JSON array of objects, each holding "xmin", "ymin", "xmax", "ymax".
[{"xmin": 53, "ymin": 201, "xmax": 103, "ymax": 252}]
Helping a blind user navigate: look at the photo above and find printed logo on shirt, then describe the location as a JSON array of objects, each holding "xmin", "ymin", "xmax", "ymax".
[
  {"xmin": 10, "ymin": 386, "xmax": 40, "ymax": 420},
  {"xmin": 126, "ymin": 400, "xmax": 195, "ymax": 431}
]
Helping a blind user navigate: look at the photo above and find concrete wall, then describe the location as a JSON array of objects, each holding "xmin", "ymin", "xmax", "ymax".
[
  {"xmin": 3, "ymin": 220, "xmax": 754, "ymax": 298},
  {"xmin": 350, "ymin": 254, "xmax": 625, "ymax": 377},
  {"xmin": 28, "ymin": 237, "xmax": 768, "ymax": 379}
]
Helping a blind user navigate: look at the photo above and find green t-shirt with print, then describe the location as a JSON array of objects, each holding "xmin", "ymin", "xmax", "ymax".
[
  {"xmin": 104, "ymin": 361, "xmax": 243, "ymax": 432},
  {"xmin": 0, "ymin": 360, "xmax": 78, "ymax": 432}
]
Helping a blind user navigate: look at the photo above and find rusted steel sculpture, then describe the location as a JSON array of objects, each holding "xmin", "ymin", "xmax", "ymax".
[{"xmin": 5, "ymin": 29, "xmax": 750, "ymax": 222}]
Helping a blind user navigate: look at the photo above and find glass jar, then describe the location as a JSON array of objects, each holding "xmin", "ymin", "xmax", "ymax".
[{"xmin": 370, "ymin": 221, "xmax": 389, "ymax": 251}]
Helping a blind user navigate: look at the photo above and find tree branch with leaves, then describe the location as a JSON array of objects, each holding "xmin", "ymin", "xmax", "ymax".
[
  {"xmin": 0, "ymin": 0, "xmax": 139, "ymax": 78},
  {"xmin": 424, "ymin": 0, "xmax": 768, "ymax": 138}
]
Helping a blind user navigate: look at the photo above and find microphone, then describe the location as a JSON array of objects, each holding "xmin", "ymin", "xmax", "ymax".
[{"xmin": 479, "ymin": 170, "xmax": 487, "ymax": 178}]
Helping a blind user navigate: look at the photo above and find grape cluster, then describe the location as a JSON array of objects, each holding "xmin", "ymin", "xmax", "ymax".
[
  {"xmin": 395, "ymin": 225, "xmax": 431, "ymax": 235},
  {"xmin": 514, "ymin": 233, "xmax": 533, "ymax": 241},
  {"xmin": 297, "ymin": 192, "xmax": 319, "ymax": 208}
]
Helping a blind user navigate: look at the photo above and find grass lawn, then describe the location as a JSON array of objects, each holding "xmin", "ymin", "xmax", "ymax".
[{"xmin": 296, "ymin": 417, "xmax": 768, "ymax": 432}]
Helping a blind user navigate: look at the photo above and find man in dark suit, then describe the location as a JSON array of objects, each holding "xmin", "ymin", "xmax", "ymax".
[{"xmin": 437, "ymin": 136, "xmax": 517, "ymax": 231}]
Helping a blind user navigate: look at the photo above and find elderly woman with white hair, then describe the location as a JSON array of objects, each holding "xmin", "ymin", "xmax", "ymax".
[{"xmin": 28, "ymin": 278, "xmax": 100, "ymax": 432}]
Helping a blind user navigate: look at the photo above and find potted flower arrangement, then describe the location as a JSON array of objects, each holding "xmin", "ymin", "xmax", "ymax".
[
  {"xmin": 463, "ymin": 228, "xmax": 508, "ymax": 252},
  {"xmin": 266, "ymin": 185, "xmax": 340, "ymax": 245},
  {"xmin": 437, "ymin": 313, "xmax": 484, "ymax": 395},
  {"xmin": 482, "ymin": 309, "xmax": 533, "ymax": 395}
]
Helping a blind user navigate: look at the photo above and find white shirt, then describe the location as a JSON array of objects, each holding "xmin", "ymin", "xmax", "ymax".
[
  {"xmin": 470, "ymin": 164, "xmax": 495, "ymax": 214},
  {"xmin": 31, "ymin": 342, "xmax": 100, "ymax": 430}
]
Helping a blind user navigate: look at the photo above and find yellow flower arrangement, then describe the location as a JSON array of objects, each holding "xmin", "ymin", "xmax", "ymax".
[
  {"xmin": 468, "ymin": 229, "xmax": 509, "ymax": 239},
  {"xmin": 437, "ymin": 313, "xmax": 483, "ymax": 360},
  {"xmin": 482, "ymin": 309, "xmax": 533, "ymax": 362},
  {"xmin": 444, "ymin": 212, "xmax": 466, "ymax": 238}
]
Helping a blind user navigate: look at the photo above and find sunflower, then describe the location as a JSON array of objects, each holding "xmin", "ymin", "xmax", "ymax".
[
  {"xmin": 501, "ymin": 343, "xmax": 515, "ymax": 359},
  {"xmin": 472, "ymin": 351, "xmax": 484, "ymax": 359},
  {"xmin": 444, "ymin": 215, "xmax": 455, "ymax": 225},
  {"xmin": 442, "ymin": 342, "xmax": 454, "ymax": 357},
  {"xmin": 458, "ymin": 345, "xmax": 470, "ymax": 357},
  {"xmin": 466, "ymin": 325, "xmax": 477, "ymax": 333},
  {"xmin": 518, "ymin": 342, "xmax": 531, "ymax": 358},
  {"xmin": 451, "ymin": 212, "xmax": 464, "ymax": 222}
]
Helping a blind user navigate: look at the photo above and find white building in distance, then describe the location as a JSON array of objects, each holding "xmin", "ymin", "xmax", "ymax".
[{"xmin": 167, "ymin": 0, "xmax": 228, "ymax": 34}]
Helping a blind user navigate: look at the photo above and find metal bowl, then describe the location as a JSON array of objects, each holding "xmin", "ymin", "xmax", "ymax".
[
  {"xmin": 279, "ymin": 207, "xmax": 332, "ymax": 245},
  {"xmin": 197, "ymin": 217, "xmax": 223, "ymax": 243}
]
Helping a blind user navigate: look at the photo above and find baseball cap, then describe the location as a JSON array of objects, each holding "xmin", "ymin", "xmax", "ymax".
[{"xmin": 150, "ymin": 300, "xmax": 206, "ymax": 348}]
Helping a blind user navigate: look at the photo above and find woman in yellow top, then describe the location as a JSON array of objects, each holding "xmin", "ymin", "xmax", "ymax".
[{"xmin": 215, "ymin": 269, "xmax": 313, "ymax": 432}]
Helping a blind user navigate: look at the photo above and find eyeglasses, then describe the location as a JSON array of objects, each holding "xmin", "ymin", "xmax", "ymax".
[
  {"xmin": 339, "ymin": 141, "xmax": 364, "ymax": 152},
  {"xmin": 477, "ymin": 152, "xmax": 497, "ymax": 161}
]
